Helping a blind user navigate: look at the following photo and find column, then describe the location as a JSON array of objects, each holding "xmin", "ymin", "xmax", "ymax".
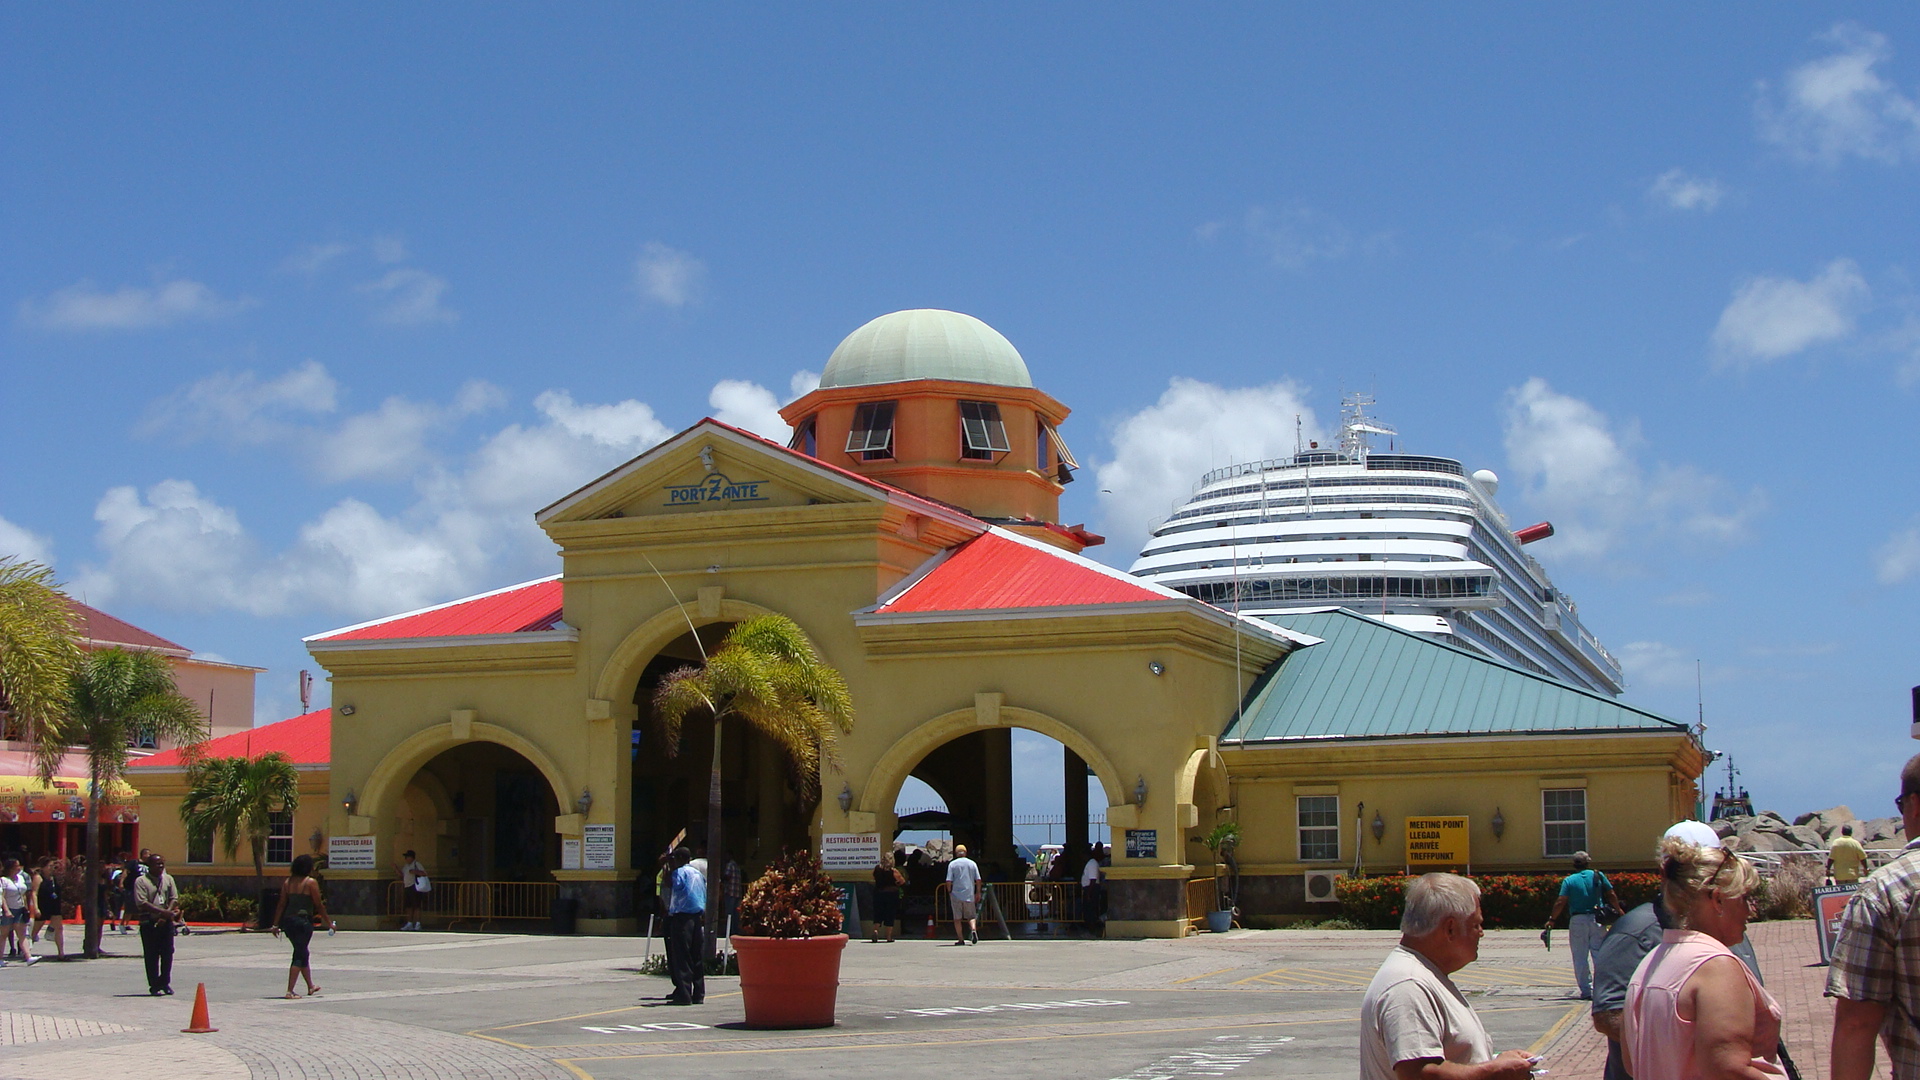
[
  {"xmin": 983, "ymin": 728, "xmax": 1013, "ymax": 873},
  {"xmin": 1063, "ymin": 746, "xmax": 1088, "ymax": 873}
]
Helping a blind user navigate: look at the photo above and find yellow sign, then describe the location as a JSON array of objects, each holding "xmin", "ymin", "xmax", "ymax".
[{"xmin": 1405, "ymin": 816, "xmax": 1469, "ymax": 866}]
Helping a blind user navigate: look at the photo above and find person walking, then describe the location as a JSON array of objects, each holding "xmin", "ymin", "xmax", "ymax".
[
  {"xmin": 1360, "ymin": 872, "xmax": 1536, "ymax": 1080},
  {"xmin": 397, "ymin": 850, "xmax": 427, "ymax": 930},
  {"xmin": 1829, "ymin": 752, "xmax": 1920, "ymax": 1080},
  {"xmin": 269, "ymin": 854, "xmax": 335, "ymax": 998},
  {"xmin": 1, "ymin": 857, "xmax": 40, "ymax": 967},
  {"xmin": 946, "ymin": 843, "xmax": 982, "ymax": 945},
  {"xmin": 1621, "ymin": 835, "xmax": 1780, "ymax": 1080},
  {"xmin": 1080, "ymin": 843, "xmax": 1107, "ymax": 933},
  {"xmin": 1827, "ymin": 824, "xmax": 1868, "ymax": 885},
  {"xmin": 133, "ymin": 853, "xmax": 182, "ymax": 995},
  {"xmin": 870, "ymin": 852, "xmax": 903, "ymax": 943},
  {"xmin": 662, "ymin": 846, "xmax": 706, "ymax": 1005},
  {"xmin": 29, "ymin": 856, "xmax": 66, "ymax": 959},
  {"xmin": 1545, "ymin": 851, "xmax": 1621, "ymax": 1000}
]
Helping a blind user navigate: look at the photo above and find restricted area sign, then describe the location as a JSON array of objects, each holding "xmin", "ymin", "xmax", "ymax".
[{"xmin": 1406, "ymin": 816, "xmax": 1469, "ymax": 867}]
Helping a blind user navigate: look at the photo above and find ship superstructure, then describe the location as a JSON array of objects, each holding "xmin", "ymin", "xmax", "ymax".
[{"xmin": 1128, "ymin": 395, "xmax": 1625, "ymax": 696}]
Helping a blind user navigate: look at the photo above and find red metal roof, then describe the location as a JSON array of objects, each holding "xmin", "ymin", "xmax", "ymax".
[
  {"xmin": 64, "ymin": 599, "xmax": 189, "ymax": 655},
  {"xmin": 131, "ymin": 708, "xmax": 332, "ymax": 769},
  {"xmin": 311, "ymin": 577, "xmax": 564, "ymax": 642},
  {"xmin": 876, "ymin": 530, "xmax": 1167, "ymax": 614}
]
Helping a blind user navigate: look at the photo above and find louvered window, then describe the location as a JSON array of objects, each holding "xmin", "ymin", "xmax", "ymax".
[
  {"xmin": 959, "ymin": 401, "xmax": 1010, "ymax": 460},
  {"xmin": 788, "ymin": 416, "xmax": 817, "ymax": 457},
  {"xmin": 845, "ymin": 402, "xmax": 895, "ymax": 460},
  {"xmin": 1041, "ymin": 421, "xmax": 1079, "ymax": 483}
]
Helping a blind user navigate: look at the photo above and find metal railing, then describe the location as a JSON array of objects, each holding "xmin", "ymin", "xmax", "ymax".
[
  {"xmin": 385, "ymin": 879, "xmax": 557, "ymax": 931},
  {"xmin": 933, "ymin": 881, "xmax": 1087, "ymax": 934}
]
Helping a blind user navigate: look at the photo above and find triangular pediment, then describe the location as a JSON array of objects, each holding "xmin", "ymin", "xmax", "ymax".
[{"xmin": 537, "ymin": 420, "xmax": 894, "ymax": 527}]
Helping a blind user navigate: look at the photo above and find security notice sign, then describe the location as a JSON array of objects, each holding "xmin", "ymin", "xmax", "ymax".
[
  {"xmin": 820, "ymin": 833, "xmax": 882, "ymax": 871},
  {"xmin": 1406, "ymin": 816, "xmax": 1469, "ymax": 867},
  {"xmin": 582, "ymin": 824, "xmax": 616, "ymax": 870},
  {"xmin": 328, "ymin": 835, "xmax": 375, "ymax": 870}
]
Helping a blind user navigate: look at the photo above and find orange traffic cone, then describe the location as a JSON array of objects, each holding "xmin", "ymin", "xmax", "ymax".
[{"xmin": 182, "ymin": 982, "xmax": 218, "ymax": 1033}]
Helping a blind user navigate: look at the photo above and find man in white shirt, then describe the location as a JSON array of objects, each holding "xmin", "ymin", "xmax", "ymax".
[
  {"xmin": 1081, "ymin": 843, "xmax": 1106, "ymax": 932},
  {"xmin": 1360, "ymin": 873, "xmax": 1536, "ymax": 1080},
  {"xmin": 946, "ymin": 845, "xmax": 982, "ymax": 946}
]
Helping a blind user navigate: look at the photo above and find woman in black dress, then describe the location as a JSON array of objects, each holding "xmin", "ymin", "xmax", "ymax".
[{"xmin": 269, "ymin": 855, "xmax": 335, "ymax": 998}]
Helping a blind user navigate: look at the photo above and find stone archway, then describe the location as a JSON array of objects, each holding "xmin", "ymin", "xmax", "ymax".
[
  {"xmin": 592, "ymin": 597, "xmax": 786, "ymax": 707},
  {"xmin": 361, "ymin": 720, "xmax": 572, "ymax": 827}
]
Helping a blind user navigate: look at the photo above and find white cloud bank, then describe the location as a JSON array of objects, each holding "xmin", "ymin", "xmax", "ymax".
[
  {"xmin": 1502, "ymin": 378, "xmax": 1764, "ymax": 562},
  {"xmin": 1878, "ymin": 518, "xmax": 1920, "ymax": 584},
  {"xmin": 1648, "ymin": 169, "xmax": 1727, "ymax": 212},
  {"xmin": 1197, "ymin": 204, "xmax": 1391, "ymax": 271},
  {"xmin": 634, "ymin": 242, "xmax": 706, "ymax": 308},
  {"xmin": 359, "ymin": 267, "xmax": 457, "ymax": 326},
  {"xmin": 1711, "ymin": 259, "xmax": 1869, "ymax": 368},
  {"xmin": 0, "ymin": 516, "xmax": 55, "ymax": 567},
  {"xmin": 1758, "ymin": 24, "xmax": 1920, "ymax": 166},
  {"xmin": 1094, "ymin": 377, "xmax": 1322, "ymax": 554},
  {"xmin": 18, "ymin": 277, "xmax": 253, "ymax": 331}
]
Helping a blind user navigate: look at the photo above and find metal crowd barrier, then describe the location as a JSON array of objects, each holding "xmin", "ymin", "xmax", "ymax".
[
  {"xmin": 1185, "ymin": 876, "xmax": 1220, "ymax": 932},
  {"xmin": 385, "ymin": 879, "xmax": 557, "ymax": 931},
  {"xmin": 933, "ymin": 881, "xmax": 1087, "ymax": 935}
]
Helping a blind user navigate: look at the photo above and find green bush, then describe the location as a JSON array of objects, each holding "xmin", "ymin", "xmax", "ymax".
[
  {"xmin": 1337, "ymin": 870, "xmax": 1667, "ymax": 929},
  {"xmin": 176, "ymin": 886, "xmax": 261, "ymax": 923}
]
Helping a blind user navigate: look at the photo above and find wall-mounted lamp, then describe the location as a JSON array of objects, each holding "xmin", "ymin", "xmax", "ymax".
[
  {"xmin": 309, "ymin": 826, "xmax": 325, "ymax": 854},
  {"xmin": 1371, "ymin": 810, "xmax": 1385, "ymax": 843},
  {"xmin": 1133, "ymin": 776, "xmax": 1148, "ymax": 808},
  {"xmin": 575, "ymin": 788, "xmax": 594, "ymax": 815},
  {"xmin": 699, "ymin": 445, "xmax": 715, "ymax": 471},
  {"xmin": 1490, "ymin": 807, "xmax": 1506, "ymax": 840},
  {"xmin": 338, "ymin": 705, "xmax": 356, "ymax": 716},
  {"xmin": 837, "ymin": 782, "xmax": 853, "ymax": 813},
  {"xmin": 1148, "ymin": 661, "xmax": 1165, "ymax": 676},
  {"xmin": 342, "ymin": 788, "xmax": 359, "ymax": 816}
]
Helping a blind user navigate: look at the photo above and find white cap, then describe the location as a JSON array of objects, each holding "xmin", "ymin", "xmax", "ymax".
[{"xmin": 1664, "ymin": 820, "xmax": 1723, "ymax": 849}]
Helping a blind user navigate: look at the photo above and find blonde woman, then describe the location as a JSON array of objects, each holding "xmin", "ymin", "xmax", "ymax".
[{"xmin": 1622, "ymin": 838, "xmax": 1783, "ymax": 1080}]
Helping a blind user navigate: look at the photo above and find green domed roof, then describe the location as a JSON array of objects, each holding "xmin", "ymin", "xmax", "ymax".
[{"xmin": 820, "ymin": 309, "xmax": 1033, "ymax": 390}]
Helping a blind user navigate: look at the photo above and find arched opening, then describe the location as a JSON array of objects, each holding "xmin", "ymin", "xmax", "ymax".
[
  {"xmin": 627, "ymin": 623, "xmax": 817, "ymax": 879},
  {"xmin": 398, "ymin": 741, "xmax": 562, "ymax": 881}
]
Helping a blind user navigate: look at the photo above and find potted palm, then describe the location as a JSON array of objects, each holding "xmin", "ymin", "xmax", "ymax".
[
  {"xmin": 731, "ymin": 849, "xmax": 847, "ymax": 1028},
  {"xmin": 1202, "ymin": 821, "xmax": 1241, "ymax": 933}
]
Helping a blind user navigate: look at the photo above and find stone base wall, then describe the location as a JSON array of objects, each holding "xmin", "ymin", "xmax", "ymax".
[{"xmin": 1106, "ymin": 877, "xmax": 1185, "ymax": 922}]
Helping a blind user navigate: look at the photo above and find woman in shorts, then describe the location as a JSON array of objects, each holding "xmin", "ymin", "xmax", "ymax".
[
  {"xmin": 1, "ymin": 857, "xmax": 39, "ymax": 966},
  {"xmin": 30, "ymin": 856, "xmax": 66, "ymax": 959}
]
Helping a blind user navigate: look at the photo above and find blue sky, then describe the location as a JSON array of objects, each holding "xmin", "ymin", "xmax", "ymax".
[{"xmin": 4, "ymin": 8, "xmax": 1918, "ymax": 821}]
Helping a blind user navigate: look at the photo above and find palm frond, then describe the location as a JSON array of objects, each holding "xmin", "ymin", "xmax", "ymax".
[
  {"xmin": 650, "ymin": 667, "xmax": 712, "ymax": 755},
  {"xmin": 0, "ymin": 558, "xmax": 82, "ymax": 781}
]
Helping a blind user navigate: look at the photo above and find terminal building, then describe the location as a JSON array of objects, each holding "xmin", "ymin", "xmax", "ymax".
[{"xmin": 304, "ymin": 309, "xmax": 1705, "ymax": 934}]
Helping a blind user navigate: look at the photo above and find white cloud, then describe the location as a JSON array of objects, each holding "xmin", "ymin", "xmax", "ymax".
[
  {"xmin": 139, "ymin": 360, "xmax": 341, "ymax": 444},
  {"xmin": 1878, "ymin": 518, "xmax": 1920, "ymax": 584},
  {"xmin": 1502, "ymin": 378, "xmax": 1763, "ymax": 561},
  {"xmin": 0, "ymin": 516, "xmax": 55, "ymax": 567},
  {"xmin": 1758, "ymin": 24, "xmax": 1920, "ymax": 165},
  {"xmin": 789, "ymin": 370, "xmax": 821, "ymax": 399},
  {"xmin": 281, "ymin": 242, "xmax": 354, "ymax": 276},
  {"xmin": 1647, "ymin": 169, "xmax": 1727, "ymax": 212},
  {"xmin": 19, "ymin": 277, "xmax": 253, "ymax": 331},
  {"xmin": 1198, "ymin": 204, "xmax": 1390, "ymax": 271},
  {"xmin": 1095, "ymin": 377, "xmax": 1322, "ymax": 553},
  {"xmin": 308, "ymin": 384, "xmax": 502, "ymax": 483},
  {"xmin": 634, "ymin": 242, "xmax": 706, "ymax": 308},
  {"xmin": 359, "ymin": 268, "xmax": 456, "ymax": 326},
  {"xmin": 1711, "ymin": 259, "xmax": 1869, "ymax": 368},
  {"xmin": 707, "ymin": 380, "xmax": 792, "ymax": 441},
  {"xmin": 370, "ymin": 235, "xmax": 409, "ymax": 264},
  {"xmin": 1618, "ymin": 641, "xmax": 1699, "ymax": 690}
]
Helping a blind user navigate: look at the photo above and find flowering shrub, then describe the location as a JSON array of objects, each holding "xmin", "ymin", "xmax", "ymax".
[
  {"xmin": 1336, "ymin": 870, "xmax": 1667, "ymax": 929},
  {"xmin": 736, "ymin": 850, "xmax": 845, "ymax": 938}
]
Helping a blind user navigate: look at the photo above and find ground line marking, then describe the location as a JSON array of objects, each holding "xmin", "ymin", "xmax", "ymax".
[
  {"xmin": 1526, "ymin": 1003, "xmax": 1587, "ymax": 1055},
  {"xmin": 1170, "ymin": 967, "xmax": 1238, "ymax": 984}
]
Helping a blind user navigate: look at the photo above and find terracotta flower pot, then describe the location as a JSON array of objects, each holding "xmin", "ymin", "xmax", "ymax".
[{"xmin": 731, "ymin": 933, "xmax": 849, "ymax": 1028}]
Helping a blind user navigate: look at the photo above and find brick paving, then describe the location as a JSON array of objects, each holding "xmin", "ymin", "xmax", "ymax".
[{"xmin": 1533, "ymin": 919, "xmax": 1894, "ymax": 1080}]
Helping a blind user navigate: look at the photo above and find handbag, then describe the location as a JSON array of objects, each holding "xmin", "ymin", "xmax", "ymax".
[{"xmin": 413, "ymin": 873, "xmax": 432, "ymax": 893}]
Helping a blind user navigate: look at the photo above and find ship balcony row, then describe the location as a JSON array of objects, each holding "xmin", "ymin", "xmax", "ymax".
[{"xmin": 1131, "ymin": 540, "xmax": 1475, "ymax": 576}]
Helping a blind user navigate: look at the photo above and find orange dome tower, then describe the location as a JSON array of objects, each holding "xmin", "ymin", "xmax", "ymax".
[{"xmin": 779, "ymin": 309, "xmax": 1101, "ymax": 552}]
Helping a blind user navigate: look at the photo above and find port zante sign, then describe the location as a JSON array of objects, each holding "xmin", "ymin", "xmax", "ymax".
[
  {"xmin": 664, "ymin": 473, "xmax": 770, "ymax": 507},
  {"xmin": 1405, "ymin": 816, "xmax": 1469, "ymax": 866}
]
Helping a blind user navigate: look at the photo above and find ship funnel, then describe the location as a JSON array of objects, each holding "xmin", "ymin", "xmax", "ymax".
[{"xmin": 1515, "ymin": 522, "xmax": 1555, "ymax": 544}]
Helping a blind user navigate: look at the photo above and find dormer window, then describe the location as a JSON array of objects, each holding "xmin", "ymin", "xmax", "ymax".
[
  {"xmin": 846, "ymin": 401, "xmax": 896, "ymax": 460},
  {"xmin": 959, "ymin": 401, "xmax": 1010, "ymax": 460},
  {"xmin": 789, "ymin": 416, "xmax": 817, "ymax": 457},
  {"xmin": 1039, "ymin": 420, "xmax": 1079, "ymax": 484}
]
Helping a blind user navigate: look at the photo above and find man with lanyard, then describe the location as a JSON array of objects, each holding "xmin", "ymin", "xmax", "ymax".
[
  {"xmin": 132, "ymin": 852, "xmax": 183, "ymax": 996},
  {"xmin": 1829, "ymin": 752, "xmax": 1920, "ymax": 1080},
  {"xmin": 662, "ymin": 847, "xmax": 706, "ymax": 1005},
  {"xmin": 1544, "ymin": 850, "xmax": 1619, "ymax": 1000}
]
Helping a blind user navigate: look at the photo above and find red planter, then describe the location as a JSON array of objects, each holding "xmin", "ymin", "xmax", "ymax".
[{"xmin": 731, "ymin": 933, "xmax": 848, "ymax": 1028}]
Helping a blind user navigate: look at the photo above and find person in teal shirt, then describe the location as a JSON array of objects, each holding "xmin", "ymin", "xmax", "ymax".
[{"xmin": 1545, "ymin": 852, "xmax": 1620, "ymax": 1000}]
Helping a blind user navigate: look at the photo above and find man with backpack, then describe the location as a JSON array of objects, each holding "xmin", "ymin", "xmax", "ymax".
[{"xmin": 1544, "ymin": 850, "xmax": 1620, "ymax": 1000}]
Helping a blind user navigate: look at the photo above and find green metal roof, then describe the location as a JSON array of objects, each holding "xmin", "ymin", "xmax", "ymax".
[{"xmin": 1223, "ymin": 608, "xmax": 1688, "ymax": 743}]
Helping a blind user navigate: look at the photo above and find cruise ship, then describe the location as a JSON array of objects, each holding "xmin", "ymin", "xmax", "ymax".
[{"xmin": 1128, "ymin": 395, "xmax": 1626, "ymax": 696}]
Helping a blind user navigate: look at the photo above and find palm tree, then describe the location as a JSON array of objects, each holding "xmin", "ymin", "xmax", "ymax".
[
  {"xmin": 0, "ymin": 557, "xmax": 82, "ymax": 780},
  {"xmin": 179, "ymin": 752, "xmax": 302, "ymax": 909},
  {"xmin": 55, "ymin": 647, "xmax": 206, "ymax": 957},
  {"xmin": 652, "ymin": 614, "xmax": 854, "ymax": 946}
]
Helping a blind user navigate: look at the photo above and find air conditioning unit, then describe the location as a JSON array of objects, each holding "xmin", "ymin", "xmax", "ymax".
[{"xmin": 1303, "ymin": 870, "xmax": 1344, "ymax": 903}]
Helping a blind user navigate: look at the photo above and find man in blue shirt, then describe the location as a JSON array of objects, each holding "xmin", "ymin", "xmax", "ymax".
[
  {"xmin": 662, "ymin": 847, "xmax": 707, "ymax": 1005},
  {"xmin": 1544, "ymin": 851, "xmax": 1619, "ymax": 1000}
]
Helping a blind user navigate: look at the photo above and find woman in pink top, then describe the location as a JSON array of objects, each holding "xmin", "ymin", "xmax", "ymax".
[{"xmin": 1622, "ymin": 837, "xmax": 1783, "ymax": 1080}]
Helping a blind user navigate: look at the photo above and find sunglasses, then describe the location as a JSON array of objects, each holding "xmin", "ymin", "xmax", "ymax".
[{"xmin": 1899, "ymin": 793, "xmax": 1919, "ymax": 813}]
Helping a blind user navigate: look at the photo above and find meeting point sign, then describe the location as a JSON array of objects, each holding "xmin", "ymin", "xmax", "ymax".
[{"xmin": 1406, "ymin": 816, "xmax": 1469, "ymax": 867}]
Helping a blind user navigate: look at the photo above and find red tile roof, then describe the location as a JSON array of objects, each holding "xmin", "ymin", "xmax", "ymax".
[
  {"xmin": 875, "ymin": 529, "xmax": 1169, "ymax": 614},
  {"xmin": 131, "ymin": 708, "xmax": 332, "ymax": 769},
  {"xmin": 64, "ymin": 599, "xmax": 188, "ymax": 655},
  {"xmin": 310, "ymin": 577, "xmax": 564, "ymax": 643}
]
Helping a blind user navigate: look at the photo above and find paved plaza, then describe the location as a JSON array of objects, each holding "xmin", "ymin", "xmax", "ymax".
[{"xmin": 0, "ymin": 920, "xmax": 1852, "ymax": 1080}]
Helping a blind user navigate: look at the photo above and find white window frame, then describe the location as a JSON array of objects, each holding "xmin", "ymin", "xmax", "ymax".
[
  {"xmin": 265, "ymin": 809, "xmax": 295, "ymax": 865},
  {"xmin": 1297, "ymin": 795, "xmax": 1340, "ymax": 862},
  {"xmin": 1542, "ymin": 788, "xmax": 1587, "ymax": 859},
  {"xmin": 845, "ymin": 402, "xmax": 896, "ymax": 458},
  {"xmin": 959, "ymin": 400, "xmax": 1010, "ymax": 458}
]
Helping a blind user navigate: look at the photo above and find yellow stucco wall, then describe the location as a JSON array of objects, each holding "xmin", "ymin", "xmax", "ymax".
[{"xmin": 126, "ymin": 765, "xmax": 331, "ymax": 881}]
